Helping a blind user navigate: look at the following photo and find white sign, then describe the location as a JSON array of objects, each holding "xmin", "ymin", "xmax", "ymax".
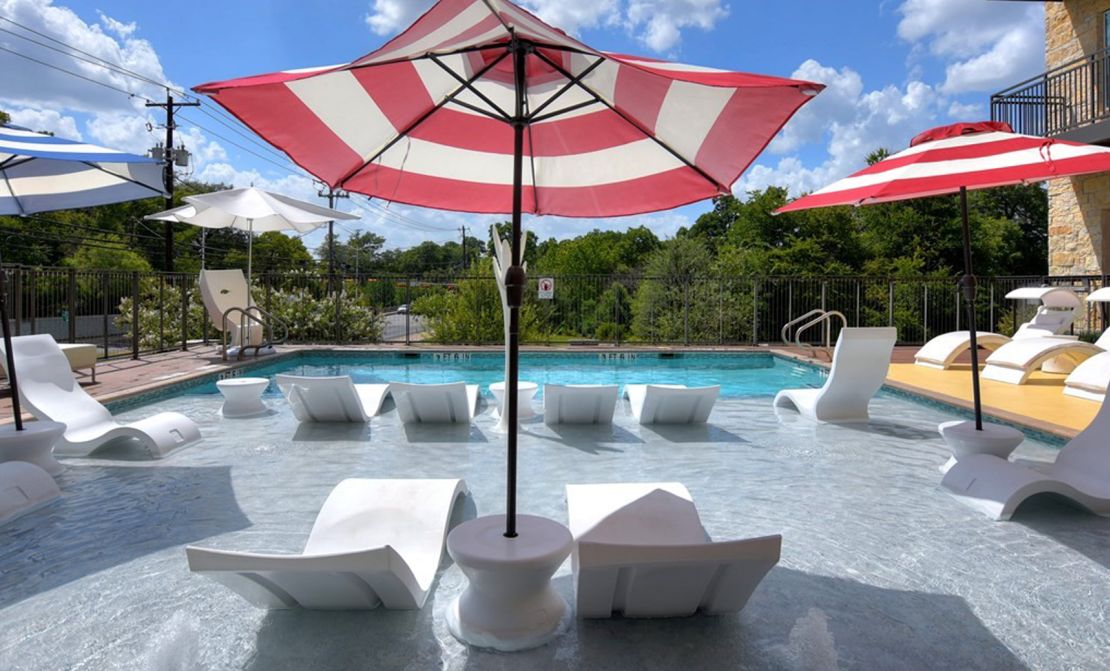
[{"xmin": 538, "ymin": 277, "xmax": 555, "ymax": 300}]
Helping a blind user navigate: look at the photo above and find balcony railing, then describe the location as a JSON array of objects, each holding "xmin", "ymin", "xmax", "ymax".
[{"xmin": 991, "ymin": 47, "xmax": 1110, "ymax": 138}]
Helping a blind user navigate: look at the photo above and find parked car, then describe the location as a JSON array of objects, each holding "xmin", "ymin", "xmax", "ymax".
[{"xmin": 397, "ymin": 304, "xmax": 409, "ymax": 314}]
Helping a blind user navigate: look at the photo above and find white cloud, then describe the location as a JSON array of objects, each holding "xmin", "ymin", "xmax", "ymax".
[
  {"xmin": 364, "ymin": 0, "xmax": 723, "ymax": 53},
  {"xmin": 4, "ymin": 106, "xmax": 81, "ymax": 139},
  {"xmin": 896, "ymin": 0, "xmax": 1044, "ymax": 94},
  {"xmin": 739, "ymin": 60, "xmax": 944, "ymax": 197},
  {"xmin": 946, "ymin": 100, "xmax": 982, "ymax": 120}
]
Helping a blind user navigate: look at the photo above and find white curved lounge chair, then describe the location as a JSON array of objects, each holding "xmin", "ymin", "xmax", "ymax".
[
  {"xmin": 543, "ymin": 384, "xmax": 619, "ymax": 425},
  {"xmin": 980, "ymin": 330, "xmax": 1109, "ymax": 385},
  {"xmin": 0, "ymin": 335, "xmax": 200, "ymax": 458},
  {"xmin": 186, "ymin": 478, "xmax": 468, "ymax": 609},
  {"xmin": 774, "ymin": 327, "xmax": 896, "ymax": 422},
  {"xmin": 914, "ymin": 286, "xmax": 1081, "ymax": 369},
  {"xmin": 941, "ymin": 397, "xmax": 1110, "ymax": 520},
  {"xmin": 389, "ymin": 382, "xmax": 479, "ymax": 424},
  {"xmin": 199, "ymin": 269, "xmax": 267, "ymax": 354},
  {"xmin": 1064, "ymin": 351, "xmax": 1110, "ymax": 402},
  {"xmin": 622, "ymin": 384, "xmax": 718, "ymax": 424},
  {"xmin": 275, "ymin": 375, "xmax": 390, "ymax": 422},
  {"xmin": 566, "ymin": 482, "xmax": 781, "ymax": 618}
]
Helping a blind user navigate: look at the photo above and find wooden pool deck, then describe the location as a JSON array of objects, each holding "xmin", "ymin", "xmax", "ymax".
[{"xmin": 1, "ymin": 343, "xmax": 1100, "ymax": 439}]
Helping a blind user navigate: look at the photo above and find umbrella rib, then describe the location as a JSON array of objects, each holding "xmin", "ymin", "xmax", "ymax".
[
  {"xmin": 530, "ymin": 99, "xmax": 601, "ymax": 124},
  {"xmin": 429, "ymin": 54, "xmax": 512, "ymax": 120},
  {"xmin": 527, "ymin": 56, "xmax": 606, "ymax": 121},
  {"xmin": 530, "ymin": 48, "xmax": 730, "ymax": 194},
  {"xmin": 79, "ymin": 160, "xmax": 166, "ymax": 197},
  {"xmin": 335, "ymin": 48, "xmax": 512, "ymax": 190},
  {"xmin": 0, "ymin": 167, "xmax": 24, "ymax": 215},
  {"xmin": 479, "ymin": 0, "xmax": 515, "ymax": 34}
]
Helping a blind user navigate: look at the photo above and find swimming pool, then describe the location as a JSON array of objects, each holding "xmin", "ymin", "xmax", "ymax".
[{"xmin": 1, "ymin": 351, "xmax": 1106, "ymax": 670}]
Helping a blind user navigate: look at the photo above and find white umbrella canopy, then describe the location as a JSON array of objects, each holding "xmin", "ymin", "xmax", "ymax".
[{"xmin": 145, "ymin": 186, "xmax": 358, "ymax": 278}]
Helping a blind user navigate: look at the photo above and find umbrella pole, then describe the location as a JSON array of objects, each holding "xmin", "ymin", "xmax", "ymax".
[
  {"xmin": 503, "ymin": 37, "xmax": 529, "ymax": 539},
  {"xmin": 958, "ymin": 187, "xmax": 984, "ymax": 431},
  {"xmin": 247, "ymin": 219, "xmax": 253, "ymax": 287},
  {"xmin": 0, "ymin": 270, "xmax": 23, "ymax": 430}
]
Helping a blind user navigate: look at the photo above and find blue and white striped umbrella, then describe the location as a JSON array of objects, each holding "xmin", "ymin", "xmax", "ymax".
[{"xmin": 0, "ymin": 124, "xmax": 165, "ymax": 215}]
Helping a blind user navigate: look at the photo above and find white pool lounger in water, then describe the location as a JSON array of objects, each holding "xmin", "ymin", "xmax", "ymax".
[
  {"xmin": 0, "ymin": 335, "xmax": 200, "ymax": 458},
  {"xmin": 186, "ymin": 478, "xmax": 468, "ymax": 610},
  {"xmin": 543, "ymin": 384, "xmax": 619, "ymax": 425},
  {"xmin": 275, "ymin": 375, "xmax": 390, "ymax": 422},
  {"xmin": 565, "ymin": 482, "xmax": 781, "ymax": 618},
  {"xmin": 773, "ymin": 327, "xmax": 896, "ymax": 422},
  {"xmin": 622, "ymin": 384, "xmax": 719, "ymax": 424},
  {"xmin": 389, "ymin": 382, "xmax": 479, "ymax": 424},
  {"xmin": 942, "ymin": 398, "xmax": 1110, "ymax": 520}
]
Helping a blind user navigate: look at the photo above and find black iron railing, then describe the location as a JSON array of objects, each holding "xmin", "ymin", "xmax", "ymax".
[{"xmin": 992, "ymin": 47, "xmax": 1110, "ymax": 138}]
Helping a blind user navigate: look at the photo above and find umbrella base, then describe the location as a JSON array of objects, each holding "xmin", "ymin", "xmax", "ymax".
[
  {"xmin": 938, "ymin": 420, "xmax": 1024, "ymax": 474},
  {"xmin": 446, "ymin": 514, "xmax": 571, "ymax": 651}
]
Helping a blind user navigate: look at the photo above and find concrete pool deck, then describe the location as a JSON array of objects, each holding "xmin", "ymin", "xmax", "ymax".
[{"xmin": 0, "ymin": 343, "xmax": 1101, "ymax": 439}]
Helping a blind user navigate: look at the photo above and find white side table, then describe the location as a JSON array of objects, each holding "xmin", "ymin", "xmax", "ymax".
[
  {"xmin": 446, "ymin": 514, "xmax": 572, "ymax": 652},
  {"xmin": 489, "ymin": 381, "xmax": 538, "ymax": 418},
  {"xmin": 216, "ymin": 377, "xmax": 270, "ymax": 417},
  {"xmin": 938, "ymin": 420, "xmax": 1025, "ymax": 474},
  {"xmin": 0, "ymin": 420, "xmax": 66, "ymax": 475}
]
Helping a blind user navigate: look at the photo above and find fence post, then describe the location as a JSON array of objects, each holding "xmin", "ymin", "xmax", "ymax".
[
  {"xmin": 158, "ymin": 274, "xmax": 165, "ymax": 352},
  {"xmin": 855, "ymin": 280, "xmax": 861, "ymax": 326},
  {"xmin": 989, "ymin": 282, "xmax": 996, "ymax": 332},
  {"xmin": 718, "ymin": 278, "xmax": 724, "ymax": 344},
  {"xmin": 683, "ymin": 278, "xmax": 690, "ymax": 346},
  {"xmin": 181, "ymin": 275, "xmax": 189, "ymax": 351},
  {"xmin": 67, "ymin": 268, "xmax": 77, "ymax": 343},
  {"xmin": 405, "ymin": 279, "xmax": 412, "ymax": 346},
  {"xmin": 820, "ymin": 281, "xmax": 827, "ymax": 347},
  {"xmin": 101, "ymin": 273, "xmax": 109, "ymax": 358},
  {"xmin": 751, "ymin": 280, "xmax": 759, "ymax": 344},
  {"xmin": 887, "ymin": 280, "xmax": 894, "ymax": 327},
  {"xmin": 334, "ymin": 278, "xmax": 342, "ymax": 345},
  {"xmin": 12, "ymin": 267, "xmax": 21, "ymax": 336},
  {"xmin": 923, "ymin": 283, "xmax": 929, "ymax": 343},
  {"xmin": 131, "ymin": 271, "xmax": 140, "ymax": 360},
  {"xmin": 28, "ymin": 268, "xmax": 36, "ymax": 334}
]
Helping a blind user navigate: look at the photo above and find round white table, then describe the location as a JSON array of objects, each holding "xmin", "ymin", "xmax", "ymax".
[
  {"xmin": 216, "ymin": 377, "xmax": 270, "ymax": 417},
  {"xmin": 0, "ymin": 420, "xmax": 66, "ymax": 475},
  {"xmin": 938, "ymin": 419, "xmax": 1025, "ymax": 473},
  {"xmin": 489, "ymin": 380, "xmax": 538, "ymax": 418},
  {"xmin": 446, "ymin": 514, "xmax": 572, "ymax": 651}
]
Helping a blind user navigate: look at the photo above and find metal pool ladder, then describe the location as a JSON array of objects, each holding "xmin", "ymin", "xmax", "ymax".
[{"xmin": 781, "ymin": 309, "xmax": 847, "ymax": 360}]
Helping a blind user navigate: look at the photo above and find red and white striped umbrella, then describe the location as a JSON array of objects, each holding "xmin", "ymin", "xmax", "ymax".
[
  {"xmin": 776, "ymin": 121, "xmax": 1110, "ymax": 213},
  {"xmin": 195, "ymin": 0, "xmax": 822, "ymax": 218}
]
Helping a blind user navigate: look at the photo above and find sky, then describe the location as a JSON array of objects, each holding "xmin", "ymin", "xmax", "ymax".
[{"xmin": 0, "ymin": 0, "xmax": 1047, "ymax": 253}]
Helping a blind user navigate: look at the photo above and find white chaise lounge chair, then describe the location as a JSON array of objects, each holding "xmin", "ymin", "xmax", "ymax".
[
  {"xmin": 941, "ymin": 397, "xmax": 1110, "ymax": 520},
  {"xmin": 565, "ymin": 482, "xmax": 781, "ymax": 618},
  {"xmin": 389, "ymin": 382, "xmax": 479, "ymax": 424},
  {"xmin": 980, "ymin": 329, "xmax": 1109, "ymax": 385},
  {"xmin": 543, "ymin": 384, "xmax": 619, "ymax": 425},
  {"xmin": 186, "ymin": 478, "xmax": 468, "ymax": 609},
  {"xmin": 914, "ymin": 286, "xmax": 1081, "ymax": 369},
  {"xmin": 275, "ymin": 375, "xmax": 390, "ymax": 422},
  {"xmin": 773, "ymin": 327, "xmax": 896, "ymax": 422},
  {"xmin": 622, "ymin": 384, "xmax": 718, "ymax": 424},
  {"xmin": 1065, "ymin": 351, "xmax": 1110, "ymax": 401},
  {"xmin": 0, "ymin": 335, "xmax": 200, "ymax": 458},
  {"xmin": 199, "ymin": 269, "xmax": 269, "ymax": 357}
]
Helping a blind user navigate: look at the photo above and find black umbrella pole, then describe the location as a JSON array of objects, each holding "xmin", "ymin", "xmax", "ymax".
[
  {"xmin": 0, "ymin": 270, "xmax": 23, "ymax": 430},
  {"xmin": 959, "ymin": 187, "xmax": 984, "ymax": 431}
]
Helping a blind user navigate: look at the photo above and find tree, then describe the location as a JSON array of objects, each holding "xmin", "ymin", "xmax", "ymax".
[
  {"xmin": 0, "ymin": 110, "xmax": 10, "ymax": 124},
  {"xmin": 224, "ymin": 232, "xmax": 315, "ymax": 275}
]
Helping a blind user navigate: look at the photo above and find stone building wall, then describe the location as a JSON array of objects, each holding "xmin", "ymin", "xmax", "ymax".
[{"xmin": 1046, "ymin": 1, "xmax": 1110, "ymax": 277}]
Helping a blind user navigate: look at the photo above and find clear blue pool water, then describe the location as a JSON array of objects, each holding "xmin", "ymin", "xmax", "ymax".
[
  {"xmin": 2, "ymin": 350, "xmax": 1106, "ymax": 670},
  {"xmin": 180, "ymin": 351, "xmax": 826, "ymax": 399}
]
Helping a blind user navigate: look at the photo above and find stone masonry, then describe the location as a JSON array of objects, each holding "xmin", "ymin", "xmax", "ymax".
[{"xmin": 1047, "ymin": 1, "xmax": 1110, "ymax": 276}]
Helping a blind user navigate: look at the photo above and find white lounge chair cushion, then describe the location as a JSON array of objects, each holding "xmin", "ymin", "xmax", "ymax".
[
  {"xmin": 543, "ymin": 384, "xmax": 619, "ymax": 425},
  {"xmin": 913, "ymin": 331, "xmax": 1011, "ymax": 369},
  {"xmin": 186, "ymin": 478, "xmax": 468, "ymax": 610},
  {"xmin": 982, "ymin": 337, "xmax": 1103, "ymax": 384},
  {"xmin": 1065, "ymin": 351, "xmax": 1110, "ymax": 400}
]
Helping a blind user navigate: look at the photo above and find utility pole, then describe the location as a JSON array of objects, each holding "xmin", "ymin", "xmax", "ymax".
[
  {"xmin": 317, "ymin": 185, "xmax": 349, "ymax": 281},
  {"xmin": 146, "ymin": 92, "xmax": 198, "ymax": 272},
  {"xmin": 459, "ymin": 225, "xmax": 468, "ymax": 270}
]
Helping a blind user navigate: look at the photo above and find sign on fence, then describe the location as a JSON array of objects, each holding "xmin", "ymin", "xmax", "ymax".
[{"xmin": 538, "ymin": 277, "xmax": 555, "ymax": 299}]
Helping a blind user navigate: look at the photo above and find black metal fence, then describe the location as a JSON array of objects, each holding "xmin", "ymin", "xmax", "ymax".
[
  {"xmin": 991, "ymin": 46, "xmax": 1110, "ymax": 137},
  {"xmin": 2, "ymin": 264, "xmax": 1107, "ymax": 358}
]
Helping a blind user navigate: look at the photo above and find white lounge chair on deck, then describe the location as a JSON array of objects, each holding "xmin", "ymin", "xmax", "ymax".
[
  {"xmin": 622, "ymin": 384, "xmax": 718, "ymax": 424},
  {"xmin": 914, "ymin": 287, "xmax": 1081, "ymax": 369},
  {"xmin": 980, "ymin": 330, "xmax": 1109, "ymax": 385},
  {"xmin": 565, "ymin": 482, "xmax": 781, "ymax": 618},
  {"xmin": 199, "ymin": 269, "xmax": 269, "ymax": 356},
  {"xmin": 774, "ymin": 327, "xmax": 896, "ymax": 422},
  {"xmin": 0, "ymin": 335, "xmax": 200, "ymax": 458},
  {"xmin": 186, "ymin": 478, "xmax": 468, "ymax": 609},
  {"xmin": 941, "ymin": 397, "xmax": 1110, "ymax": 520},
  {"xmin": 275, "ymin": 375, "xmax": 390, "ymax": 422},
  {"xmin": 1065, "ymin": 351, "xmax": 1110, "ymax": 401},
  {"xmin": 543, "ymin": 384, "xmax": 619, "ymax": 425},
  {"xmin": 389, "ymin": 382, "xmax": 479, "ymax": 424}
]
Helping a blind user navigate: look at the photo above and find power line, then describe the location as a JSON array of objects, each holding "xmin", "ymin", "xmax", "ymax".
[
  {"xmin": 0, "ymin": 44, "xmax": 145, "ymax": 100},
  {"xmin": 175, "ymin": 114, "xmax": 306, "ymax": 175}
]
